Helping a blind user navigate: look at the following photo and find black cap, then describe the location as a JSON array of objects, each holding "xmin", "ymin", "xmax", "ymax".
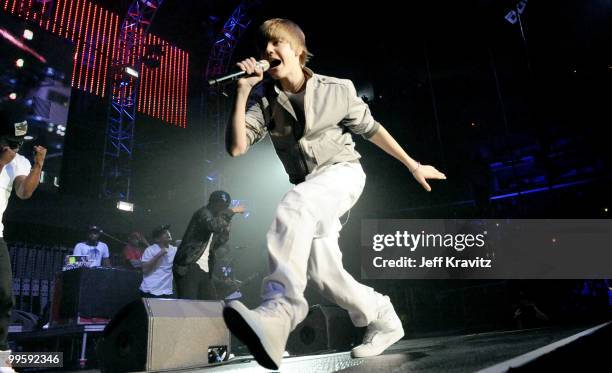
[
  {"xmin": 209, "ymin": 190, "xmax": 231, "ymax": 206},
  {"xmin": 151, "ymin": 224, "xmax": 171, "ymax": 239},
  {"xmin": 88, "ymin": 225, "xmax": 102, "ymax": 233},
  {"xmin": 0, "ymin": 106, "xmax": 29, "ymax": 142}
]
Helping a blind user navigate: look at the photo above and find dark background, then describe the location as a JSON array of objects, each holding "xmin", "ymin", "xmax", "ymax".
[{"xmin": 2, "ymin": 0, "xmax": 611, "ymax": 335}]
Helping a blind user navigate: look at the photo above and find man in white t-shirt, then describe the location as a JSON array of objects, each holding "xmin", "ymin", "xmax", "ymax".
[
  {"xmin": 140, "ymin": 225, "xmax": 176, "ymax": 298},
  {"xmin": 0, "ymin": 107, "xmax": 47, "ymax": 370},
  {"xmin": 73, "ymin": 225, "xmax": 110, "ymax": 268}
]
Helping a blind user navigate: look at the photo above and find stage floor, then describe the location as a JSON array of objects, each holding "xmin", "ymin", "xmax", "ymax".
[{"xmin": 63, "ymin": 321, "xmax": 609, "ymax": 372}]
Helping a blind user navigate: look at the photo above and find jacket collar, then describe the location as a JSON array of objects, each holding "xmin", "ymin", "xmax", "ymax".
[{"xmin": 270, "ymin": 67, "xmax": 315, "ymax": 121}]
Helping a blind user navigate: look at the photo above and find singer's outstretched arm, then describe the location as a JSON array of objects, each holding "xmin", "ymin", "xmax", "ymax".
[{"xmin": 367, "ymin": 125, "xmax": 446, "ymax": 192}]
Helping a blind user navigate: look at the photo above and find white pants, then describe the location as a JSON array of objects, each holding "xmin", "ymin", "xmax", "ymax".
[{"xmin": 262, "ymin": 162, "xmax": 384, "ymax": 330}]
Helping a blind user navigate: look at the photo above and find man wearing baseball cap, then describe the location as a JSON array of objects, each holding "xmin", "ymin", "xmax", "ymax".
[
  {"xmin": 173, "ymin": 191, "xmax": 245, "ymax": 300},
  {"xmin": 72, "ymin": 225, "xmax": 111, "ymax": 268},
  {"xmin": 0, "ymin": 107, "xmax": 47, "ymax": 369}
]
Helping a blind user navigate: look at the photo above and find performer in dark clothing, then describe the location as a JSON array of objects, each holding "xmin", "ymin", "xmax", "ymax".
[
  {"xmin": 213, "ymin": 246, "xmax": 259, "ymax": 301},
  {"xmin": 173, "ymin": 191, "xmax": 245, "ymax": 300}
]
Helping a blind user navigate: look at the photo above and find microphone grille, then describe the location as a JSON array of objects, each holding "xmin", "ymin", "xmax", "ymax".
[{"xmin": 257, "ymin": 60, "xmax": 271, "ymax": 71}]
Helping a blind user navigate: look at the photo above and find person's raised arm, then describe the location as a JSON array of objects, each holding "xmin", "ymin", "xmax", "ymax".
[
  {"xmin": 227, "ymin": 57, "xmax": 264, "ymax": 157},
  {"xmin": 141, "ymin": 248, "xmax": 167, "ymax": 274},
  {"xmin": 14, "ymin": 146, "xmax": 46, "ymax": 199}
]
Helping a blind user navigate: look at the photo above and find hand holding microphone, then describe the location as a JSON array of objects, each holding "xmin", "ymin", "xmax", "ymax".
[
  {"xmin": 237, "ymin": 57, "xmax": 267, "ymax": 89},
  {"xmin": 208, "ymin": 57, "xmax": 277, "ymax": 88}
]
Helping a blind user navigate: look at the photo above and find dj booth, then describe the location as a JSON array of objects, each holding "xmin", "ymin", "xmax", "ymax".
[
  {"xmin": 50, "ymin": 267, "xmax": 142, "ymax": 326},
  {"xmin": 9, "ymin": 268, "xmax": 143, "ymax": 368}
]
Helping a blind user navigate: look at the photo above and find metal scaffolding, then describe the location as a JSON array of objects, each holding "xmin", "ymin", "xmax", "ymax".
[
  {"xmin": 101, "ymin": 0, "xmax": 165, "ymax": 201},
  {"xmin": 203, "ymin": 0, "xmax": 260, "ymax": 193}
]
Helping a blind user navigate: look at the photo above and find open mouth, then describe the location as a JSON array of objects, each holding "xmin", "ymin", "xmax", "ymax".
[{"xmin": 268, "ymin": 59, "xmax": 281, "ymax": 70}]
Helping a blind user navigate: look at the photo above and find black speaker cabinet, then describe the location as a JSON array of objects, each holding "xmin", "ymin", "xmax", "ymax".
[
  {"xmin": 287, "ymin": 304, "xmax": 362, "ymax": 355},
  {"xmin": 97, "ymin": 298, "xmax": 230, "ymax": 372},
  {"xmin": 50, "ymin": 267, "xmax": 141, "ymax": 326}
]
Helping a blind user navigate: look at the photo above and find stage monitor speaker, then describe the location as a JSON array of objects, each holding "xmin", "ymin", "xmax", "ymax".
[
  {"xmin": 287, "ymin": 304, "xmax": 362, "ymax": 355},
  {"xmin": 97, "ymin": 298, "xmax": 230, "ymax": 372}
]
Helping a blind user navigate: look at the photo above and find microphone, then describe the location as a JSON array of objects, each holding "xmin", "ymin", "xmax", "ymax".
[{"xmin": 207, "ymin": 60, "xmax": 276, "ymax": 86}]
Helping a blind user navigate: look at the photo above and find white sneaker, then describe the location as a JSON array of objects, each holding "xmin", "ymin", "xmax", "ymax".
[
  {"xmin": 223, "ymin": 300, "xmax": 291, "ymax": 370},
  {"xmin": 0, "ymin": 349, "xmax": 15, "ymax": 373},
  {"xmin": 351, "ymin": 296, "xmax": 405, "ymax": 358}
]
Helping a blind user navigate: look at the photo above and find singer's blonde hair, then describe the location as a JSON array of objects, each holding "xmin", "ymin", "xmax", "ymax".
[{"xmin": 257, "ymin": 18, "xmax": 312, "ymax": 66}]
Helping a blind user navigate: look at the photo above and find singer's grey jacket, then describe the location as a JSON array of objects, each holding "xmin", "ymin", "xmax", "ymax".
[{"xmin": 242, "ymin": 67, "xmax": 380, "ymax": 184}]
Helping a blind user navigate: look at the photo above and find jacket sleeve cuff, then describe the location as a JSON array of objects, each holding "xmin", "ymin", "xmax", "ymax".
[{"xmin": 362, "ymin": 120, "xmax": 381, "ymax": 139}]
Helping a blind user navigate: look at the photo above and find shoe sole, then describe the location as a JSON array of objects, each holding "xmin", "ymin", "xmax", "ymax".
[
  {"xmin": 350, "ymin": 329, "xmax": 405, "ymax": 358},
  {"xmin": 223, "ymin": 307, "xmax": 279, "ymax": 370}
]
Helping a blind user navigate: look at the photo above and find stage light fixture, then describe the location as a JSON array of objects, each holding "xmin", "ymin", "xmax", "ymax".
[
  {"xmin": 125, "ymin": 66, "xmax": 140, "ymax": 78},
  {"xmin": 16, "ymin": 59, "xmax": 24, "ymax": 67},
  {"xmin": 140, "ymin": 0, "xmax": 157, "ymax": 8},
  {"xmin": 117, "ymin": 201, "xmax": 135, "ymax": 212},
  {"xmin": 23, "ymin": 29, "xmax": 33, "ymax": 40},
  {"xmin": 9, "ymin": 93, "xmax": 17, "ymax": 100},
  {"xmin": 504, "ymin": 0, "xmax": 528, "ymax": 24}
]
